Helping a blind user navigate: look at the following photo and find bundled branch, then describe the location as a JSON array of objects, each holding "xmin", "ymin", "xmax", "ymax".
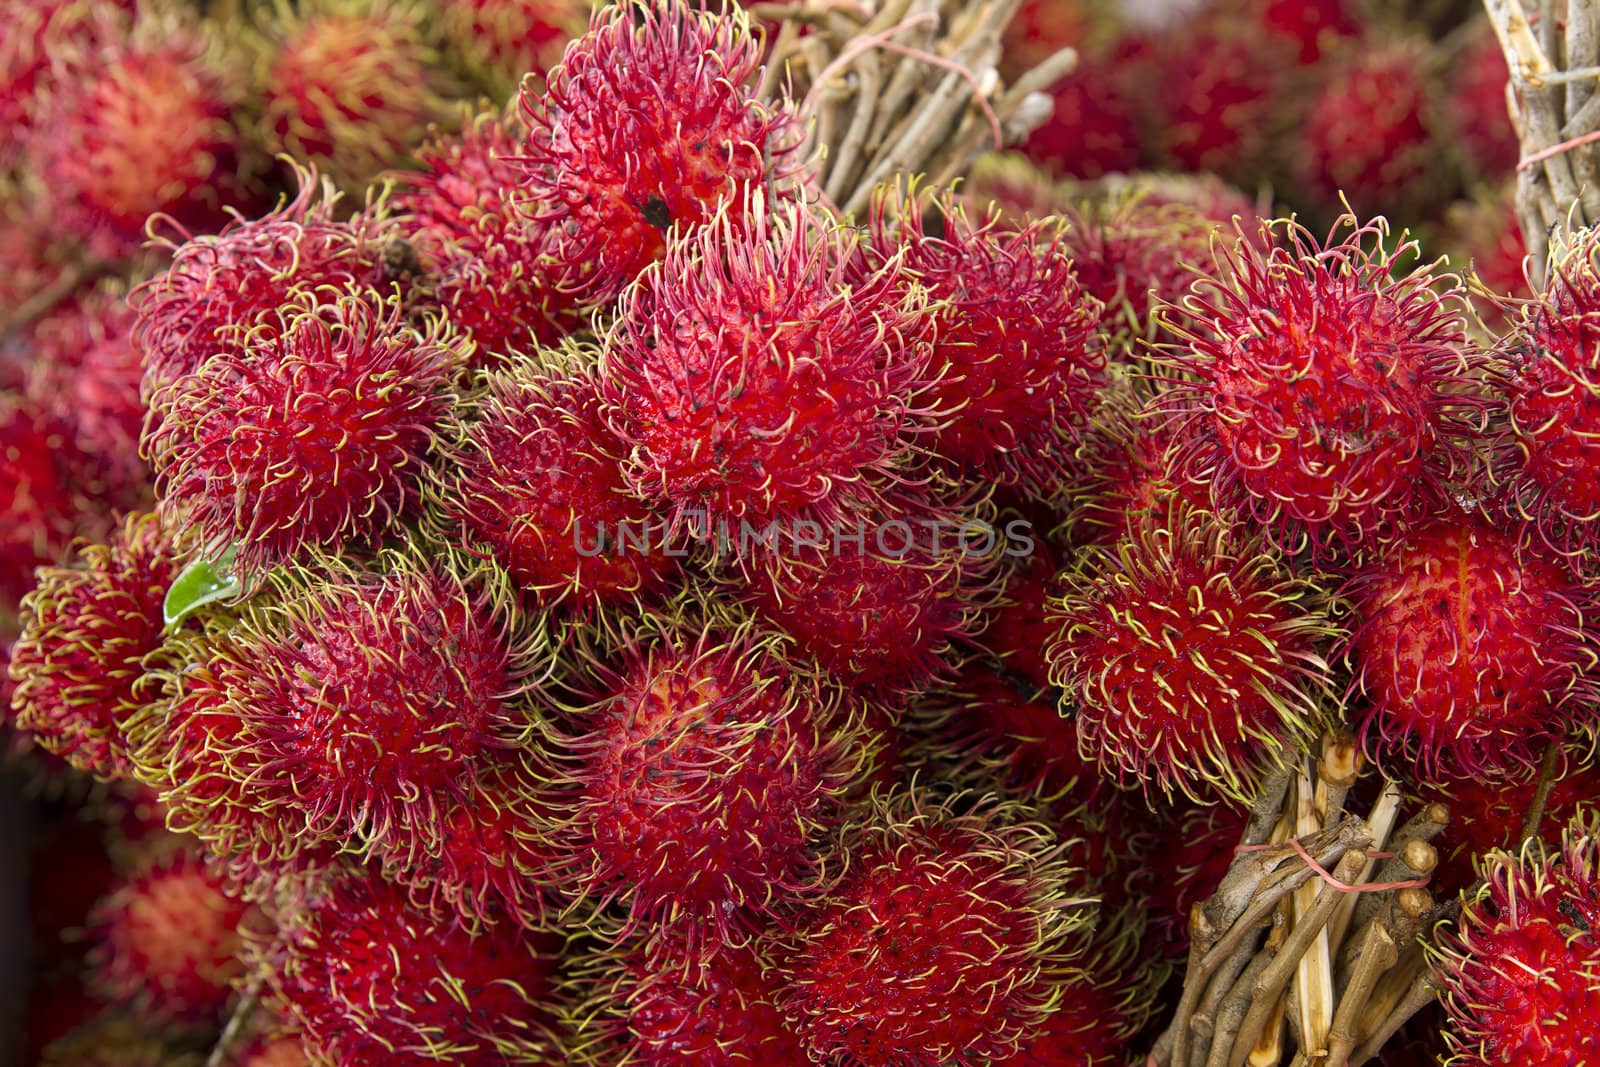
[
  {"xmin": 1483, "ymin": 0, "xmax": 1600, "ymax": 284},
  {"xmin": 753, "ymin": 0, "xmax": 1075, "ymax": 215},
  {"xmin": 1148, "ymin": 736, "xmax": 1449, "ymax": 1067}
]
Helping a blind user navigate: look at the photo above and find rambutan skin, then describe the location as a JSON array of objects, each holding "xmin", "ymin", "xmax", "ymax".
[
  {"xmin": 519, "ymin": 0, "xmax": 798, "ymax": 302},
  {"xmin": 87, "ymin": 851, "xmax": 250, "ymax": 1024},
  {"xmin": 1048, "ymin": 504, "xmax": 1335, "ymax": 803},
  {"xmin": 889, "ymin": 197, "xmax": 1104, "ymax": 488},
  {"xmin": 600, "ymin": 193, "xmax": 928, "ymax": 528},
  {"xmin": 9, "ymin": 513, "xmax": 180, "ymax": 780},
  {"xmin": 258, "ymin": 867, "xmax": 565, "ymax": 1065},
  {"xmin": 1345, "ymin": 513, "xmax": 1597, "ymax": 778},
  {"xmin": 145, "ymin": 287, "xmax": 465, "ymax": 579},
  {"xmin": 436, "ymin": 0, "xmax": 585, "ymax": 97},
  {"xmin": 1157, "ymin": 214, "xmax": 1484, "ymax": 554},
  {"xmin": 1019, "ymin": 56, "xmax": 1146, "ymax": 181},
  {"xmin": 553, "ymin": 613, "xmax": 862, "ymax": 940},
  {"xmin": 428, "ymin": 359, "xmax": 680, "ymax": 616},
  {"xmin": 133, "ymin": 168, "xmax": 391, "ymax": 403},
  {"xmin": 1433, "ymin": 813, "xmax": 1600, "ymax": 1065}
]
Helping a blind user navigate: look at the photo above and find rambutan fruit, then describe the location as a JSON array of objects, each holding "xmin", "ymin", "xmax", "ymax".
[
  {"xmin": 0, "ymin": 399, "xmax": 105, "ymax": 605},
  {"xmin": 1047, "ymin": 504, "xmax": 1335, "ymax": 804},
  {"xmin": 563, "ymin": 924, "xmax": 805, "ymax": 1065},
  {"xmin": 1487, "ymin": 229, "xmax": 1600, "ymax": 556},
  {"xmin": 254, "ymin": 0, "xmax": 452, "ymax": 192},
  {"xmin": 1018, "ymin": 55, "xmax": 1146, "ymax": 182},
  {"xmin": 257, "ymin": 865, "xmax": 565, "ymax": 1064},
  {"xmin": 1248, "ymin": 0, "xmax": 1362, "ymax": 64},
  {"xmin": 33, "ymin": 7, "xmax": 250, "ymax": 260},
  {"xmin": 1448, "ymin": 17, "xmax": 1519, "ymax": 183},
  {"xmin": 1156, "ymin": 213, "xmax": 1484, "ymax": 555},
  {"xmin": 374, "ymin": 747, "xmax": 559, "ymax": 932},
  {"xmin": 132, "ymin": 167, "xmax": 392, "ymax": 402},
  {"xmin": 736, "ymin": 486, "xmax": 998, "ymax": 695},
  {"xmin": 154, "ymin": 552, "xmax": 544, "ymax": 861},
  {"xmin": 0, "ymin": 0, "xmax": 130, "ymax": 164},
  {"xmin": 145, "ymin": 286, "xmax": 465, "ymax": 579},
  {"xmin": 600, "ymin": 192, "xmax": 928, "ymax": 529},
  {"xmin": 428, "ymin": 357, "xmax": 679, "ymax": 616},
  {"xmin": 777, "ymin": 787, "xmax": 1096, "ymax": 1067},
  {"xmin": 436, "ymin": 0, "xmax": 585, "ymax": 98},
  {"xmin": 519, "ymin": 0, "xmax": 799, "ymax": 303},
  {"xmin": 978, "ymin": 542, "xmax": 1065, "ymax": 695},
  {"xmin": 1296, "ymin": 39, "xmax": 1452, "ymax": 220},
  {"xmin": 395, "ymin": 107, "xmax": 582, "ymax": 362},
  {"xmin": 886, "ymin": 195, "xmax": 1104, "ymax": 489},
  {"xmin": 1144, "ymin": 13, "xmax": 1295, "ymax": 188},
  {"xmin": 1064, "ymin": 388, "xmax": 1212, "ymax": 547},
  {"xmin": 1432, "ymin": 812, "xmax": 1600, "ymax": 1064},
  {"xmin": 960, "ymin": 152, "xmax": 1070, "ymax": 225},
  {"xmin": 9, "ymin": 513, "xmax": 180, "ymax": 781},
  {"xmin": 86, "ymin": 850, "xmax": 250, "ymax": 1024},
  {"xmin": 548, "ymin": 610, "xmax": 862, "ymax": 943},
  {"xmin": 1344, "ymin": 512, "xmax": 1598, "ymax": 778},
  {"xmin": 1426, "ymin": 747, "xmax": 1600, "ymax": 894}
]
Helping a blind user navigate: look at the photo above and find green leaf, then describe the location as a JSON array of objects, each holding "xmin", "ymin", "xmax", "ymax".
[{"xmin": 163, "ymin": 545, "xmax": 241, "ymax": 628}]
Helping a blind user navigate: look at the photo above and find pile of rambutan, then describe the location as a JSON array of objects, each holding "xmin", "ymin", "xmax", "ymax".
[{"xmin": 5, "ymin": 0, "xmax": 1600, "ymax": 1064}]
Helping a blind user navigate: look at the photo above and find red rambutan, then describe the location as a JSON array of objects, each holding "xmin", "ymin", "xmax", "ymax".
[
  {"xmin": 0, "ymin": 399, "xmax": 106, "ymax": 604},
  {"xmin": 1047, "ymin": 503, "xmax": 1335, "ymax": 803},
  {"xmin": 33, "ymin": 7, "xmax": 249, "ymax": 259},
  {"xmin": 428, "ymin": 358, "xmax": 680, "ymax": 616},
  {"xmin": 87, "ymin": 850, "xmax": 250, "ymax": 1024},
  {"xmin": 978, "ymin": 542, "xmax": 1065, "ymax": 694},
  {"xmin": 737, "ymin": 486, "xmax": 998, "ymax": 695},
  {"xmin": 1248, "ymin": 0, "xmax": 1362, "ymax": 64},
  {"xmin": 564, "ymin": 925, "xmax": 805, "ymax": 1065},
  {"xmin": 1433, "ymin": 812, "xmax": 1600, "ymax": 1064},
  {"xmin": 1295, "ymin": 39, "xmax": 1450, "ymax": 219},
  {"xmin": 1157, "ymin": 214, "xmax": 1483, "ymax": 555},
  {"xmin": 0, "ymin": 0, "xmax": 130, "ymax": 164},
  {"xmin": 519, "ymin": 0, "xmax": 799, "ymax": 302},
  {"xmin": 9, "ymin": 513, "xmax": 180, "ymax": 780},
  {"xmin": 259, "ymin": 866, "xmax": 565, "ymax": 1064},
  {"xmin": 145, "ymin": 286, "xmax": 464, "ymax": 579},
  {"xmin": 777, "ymin": 787, "xmax": 1095, "ymax": 1067},
  {"xmin": 255, "ymin": 0, "xmax": 452, "ymax": 192},
  {"xmin": 392, "ymin": 104, "xmax": 528, "ymax": 265},
  {"xmin": 133, "ymin": 168, "xmax": 392, "ymax": 402},
  {"xmin": 600, "ymin": 192, "xmax": 928, "ymax": 528},
  {"xmin": 888, "ymin": 195, "xmax": 1104, "ymax": 489},
  {"xmin": 549, "ymin": 610, "xmax": 861, "ymax": 942},
  {"xmin": 1344, "ymin": 512, "xmax": 1598, "ymax": 778},
  {"xmin": 1019, "ymin": 56, "xmax": 1146, "ymax": 182},
  {"xmin": 436, "ymin": 0, "xmax": 585, "ymax": 97}
]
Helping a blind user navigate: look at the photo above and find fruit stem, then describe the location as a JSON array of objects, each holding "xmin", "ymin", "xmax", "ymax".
[{"xmin": 1516, "ymin": 738, "xmax": 1564, "ymax": 844}]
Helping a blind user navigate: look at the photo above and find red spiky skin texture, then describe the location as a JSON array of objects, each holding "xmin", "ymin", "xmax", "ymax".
[
  {"xmin": 601, "ymin": 195, "xmax": 927, "ymax": 528},
  {"xmin": 0, "ymin": 401, "xmax": 106, "ymax": 605},
  {"xmin": 431, "ymin": 363, "xmax": 679, "ymax": 616},
  {"xmin": 258, "ymin": 0, "xmax": 448, "ymax": 192},
  {"xmin": 778, "ymin": 793, "xmax": 1093, "ymax": 1067},
  {"xmin": 1249, "ymin": 0, "xmax": 1361, "ymax": 63},
  {"xmin": 146, "ymin": 289, "xmax": 463, "ymax": 579},
  {"xmin": 1450, "ymin": 18, "xmax": 1518, "ymax": 183},
  {"xmin": 1490, "ymin": 234, "xmax": 1600, "ymax": 555},
  {"xmin": 87, "ymin": 852, "xmax": 249, "ymax": 1024},
  {"xmin": 132, "ymin": 171, "xmax": 390, "ymax": 402},
  {"xmin": 1434, "ymin": 816, "xmax": 1600, "ymax": 1065},
  {"xmin": 24, "ymin": 287, "xmax": 149, "ymax": 502},
  {"xmin": 921, "ymin": 663, "xmax": 1086, "ymax": 803},
  {"xmin": 568, "ymin": 928, "xmax": 806, "ymax": 1066},
  {"xmin": 1426, "ymin": 755, "xmax": 1600, "ymax": 895},
  {"xmin": 436, "ymin": 0, "xmax": 584, "ymax": 96},
  {"xmin": 890, "ymin": 201, "xmax": 1104, "ymax": 488},
  {"xmin": 1145, "ymin": 16, "xmax": 1294, "ymax": 187},
  {"xmin": 263, "ymin": 869, "xmax": 564, "ymax": 1065},
  {"xmin": 9, "ymin": 513, "xmax": 178, "ymax": 781},
  {"xmin": 1296, "ymin": 42, "xmax": 1447, "ymax": 220},
  {"xmin": 0, "ymin": 0, "xmax": 131, "ymax": 164},
  {"xmin": 558, "ymin": 622, "xmax": 857, "ymax": 941},
  {"xmin": 739, "ymin": 490, "xmax": 995, "ymax": 695},
  {"xmin": 374, "ymin": 749, "xmax": 559, "ymax": 932},
  {"xmin": 980, "ymin": 546, "xmax": 1064, "ymax": 694},
  {"xmin": 1048, "ymin": 507, "xmax": 1333, "ymax": 803},
  {"xmin": 1346, "ymin": 515, "xmax": 1597, "ymax": 779},
  {"xmin": 1066, "ymin": 395, "xmax": 1211, "ymax": 548},
  {"xmin": 1019, "ymin": 57, "xmax": 1145, "ymax": 182},
  {"xmin": 1159, "ymin": 216, "xmax": 1481, "ymax": 555},
  {"xmin": 34, "ymin": 16, "xmax": 247, "ymax": 260},
  {"xmin": 519, "ymin": 0, "xmax": 798, "ymax": 303},
  {"xmin": 396, "ymin": 112, "xmax": 582, "ymax": 363},
  {"xmin": 181, "ymin": 558, "xmax": 536, "ymax": 859}
]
